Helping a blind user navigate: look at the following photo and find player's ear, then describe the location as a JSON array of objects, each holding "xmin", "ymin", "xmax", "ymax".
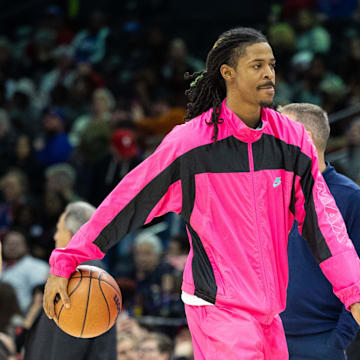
[{"xmin": 220, "ymin": 64, "xmax": 234, "ymax": 82}]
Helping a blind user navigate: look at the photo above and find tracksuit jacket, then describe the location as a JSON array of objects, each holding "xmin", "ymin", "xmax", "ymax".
[{"xmin": 50, "ymin": 99, "xmax": 360, "ymax": 325}]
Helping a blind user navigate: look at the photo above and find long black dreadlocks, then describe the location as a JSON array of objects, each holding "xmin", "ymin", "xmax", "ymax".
[{"xmin": 185, "ymin": 27, "xmax": 268, "ymax": 141}]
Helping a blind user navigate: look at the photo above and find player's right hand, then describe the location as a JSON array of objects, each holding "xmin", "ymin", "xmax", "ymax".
[{"xmin": 43, "ymin": 273, "xmax": 70, "ymax": 320}]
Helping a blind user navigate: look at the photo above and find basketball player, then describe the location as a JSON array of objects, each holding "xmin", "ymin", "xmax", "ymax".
[
  {"xmin": 43, "ymin": 28, "xmax": 360, "ymax": 359},
  {"xmin": 279, "ymin": 103, "xmax": 360, "ymax": 359},
  {"xmin": 24, "ymin": 202, "xmax": 116, "ymax": 360}
]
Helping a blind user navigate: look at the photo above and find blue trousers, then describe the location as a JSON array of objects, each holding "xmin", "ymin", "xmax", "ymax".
[{"xmin": 286, "ymin": 331, "xmax": 346, "ymax": 360}]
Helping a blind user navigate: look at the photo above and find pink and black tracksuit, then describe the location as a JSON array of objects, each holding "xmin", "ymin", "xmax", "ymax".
[{"xmin": 50, "ymin": 99, "xmax": 360, "ymax": 359}]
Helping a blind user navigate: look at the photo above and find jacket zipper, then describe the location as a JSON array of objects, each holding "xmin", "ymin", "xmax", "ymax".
[{"xmin": 248, "ymin": 143, "xmax": 272, "ymax": 323}]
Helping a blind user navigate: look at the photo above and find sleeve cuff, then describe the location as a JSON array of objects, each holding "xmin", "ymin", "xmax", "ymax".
[
  {"xmin": 49, "ymin": 253, "xmax": 78, "ymax": 278},
  {"xmin": 50, "ymin": 265, "xmax": 75, "ymax": 279},
  {"xmin": 335, "ymin": 280, "xmax": 360, "ymax": 310}
]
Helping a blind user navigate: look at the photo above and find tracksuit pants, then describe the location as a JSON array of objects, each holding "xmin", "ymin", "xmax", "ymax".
[{"xmin": 185, "ymin": 304, "xmax": 289, "ymax": 359}]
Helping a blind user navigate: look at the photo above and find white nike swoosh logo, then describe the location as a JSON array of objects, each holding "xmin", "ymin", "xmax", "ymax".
[{"xmin": 273, "ymin": 178, "xmax": 281, "ymax": 188}]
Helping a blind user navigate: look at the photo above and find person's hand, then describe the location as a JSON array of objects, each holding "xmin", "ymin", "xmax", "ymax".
[
  {"xmin": 43, "ymin": 274, "xmax": 70, "ymax": 320},
  {"xmin": 350, "ymin": 302, "xmax": 360, "ymax": 325}
]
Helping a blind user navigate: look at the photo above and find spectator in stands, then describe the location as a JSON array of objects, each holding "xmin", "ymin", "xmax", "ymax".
[
  {"xmin": 67, "ymin": 75, "xmax": 92, "ymax": 114},
  {"xmin": 0, "ymin": 109, "xmax": 16, "ymax": 177},
  {"xmin": 137, "ymin": 333, "xmax": 173, "ymax": 360},
  {"xmin": 10, "ymin": 201, "xmax": 40, "ymax": 256},
  {"xmin": 267, "ymin": 22, "xmax": 296, "ymax": 67},
  {"xmin": 88, "ymin": 128, "xmax": 141, "ymax": 205},
  {"xmin": 31, "ymin": 186, "xmax": 71, "ymax": 261},
  {"xmin": 21, "ymin": 201, "xmax": 116, "ymax": 360},
  {"xmin": 11, "ymin": 26, "xmax": 32, "ymax": 65},
  {"xmin": 294, "ymin": 9, "xmax": 331, "ymax": 55},
  {"xmin": 7, "ymin": 78, "xmax": 40, "ymax": 137},
  {"xmin": 39, "ymin": 45, "xmax": 75, "ymax": 107},
  {"xmin": 12, "ymin": 134, "xmax": 44, "ymax": 195},
  {"xmin": 132, "ymin": 227, "xmax": 184, "ymax": 318},
  {"xmin": 0, "ymin": 36, "xmax": 20, "ymax": 85},
  {"xmin": 267, "ymin": 23, "xmax": 295, "ymax": 104},
  {"xmin": 72, "ymin": 11, "xmax": 110, "ymax": 65},
  {"xmin": 73, "ymin": 121, "xmax": 111, "ymax": 202},
  {"xmin": 45, "ymin": 163, "xmax": 80, "ymax": 203},
  {"xmin": 165, "ymin": 235, "xmax": 189, "ymax": 272},
  {"xmin": 135, "ymin": 99, "xmax": 186, "ymax": 137},
  {"xmin": 293, "ymin": 54, "xmax": 342, "ymax": 107},
  {"xmin": 0, "ymin": 282, "xmax": 23, "ymax": 337},
  {"xmin": 116, "ymin": 314, "xmax": 148, "ymax": 343},
  {"xmin": 49, "ymin": 84, "xmax": 70, "ymax": 111},
  {"xmin": 43, "ymin": 5, "xmax": 75, "ymax": 46},
  {"xmin": 70, "ymin": 87, "xmax": 115, "ymax": 147},
  {"xmin": 161, "ymin": 38, "xmax": 204, "ymax": 106},
  {"xmin": 1, "ymin": 231, "xmax": 49, "ymax": 312},
  {"xmin": 0, "ymin": 169, "xmax": 31, "ymax": 237},
  {"xmin": 35, "ymin": 107, "xmax": 73, "ymax": 167},
  {"xmin": 319, "ymin": 74, "xmax": 348, "ymax": 114},
  {"xmin": 117, "ymin": 333, "xmax": 138, "ymax": 360},
  {"xmin": 26, "ymin": 27, "xmax": 56, "ymax": 77}
]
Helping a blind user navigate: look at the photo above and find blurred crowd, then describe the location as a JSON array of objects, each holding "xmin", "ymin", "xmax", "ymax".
[{"xmin": 1, "ymin": 0, "xmax": 360, "ymax": 359}]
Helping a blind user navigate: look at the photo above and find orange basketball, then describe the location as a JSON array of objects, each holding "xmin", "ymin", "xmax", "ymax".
[{"xmin": 54, "ymin": 265, "xmax": 122, "ymax": 338}]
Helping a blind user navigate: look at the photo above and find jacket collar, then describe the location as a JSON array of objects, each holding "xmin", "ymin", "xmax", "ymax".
[
  {"xmin": 219, "ymin": 98, "xmax": 268, "ymax": 142},
  {"xmin": 322, "ymin": 163, "xmax": 335, "ymax": 179}
]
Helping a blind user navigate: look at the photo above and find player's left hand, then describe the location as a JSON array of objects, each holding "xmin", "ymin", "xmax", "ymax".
[{"xmin": 350, "ymin": 302, "xmax": 360, "ymax": 325}]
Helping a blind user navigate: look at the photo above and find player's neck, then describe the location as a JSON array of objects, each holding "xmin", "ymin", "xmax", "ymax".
[
  {"xmin": 226, "ymin": 97, "xmax": 261, "ymax": 129},
  {"xmin": 318, "ymin": 154, "xmax": 327, "ymax": 173}
]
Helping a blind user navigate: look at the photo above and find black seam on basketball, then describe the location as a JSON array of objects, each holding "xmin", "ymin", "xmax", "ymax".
[
  {"xmin": 57, "ymin": 271, "xmax": 83, "ymax": 323},
  {"xmin": 98, "ymin": 272, "xmax": 111, "ymax": 330},
  {"xmin": 71, "ymin": 276, "xmax": 120, "ymax": 296},
  {"xmin": 80, "ymin": 269, "xmax": 92, "ymax": 337},
  {"xmin": 58, "ymin": 304, "xmax": 64, "ymax": 321}
]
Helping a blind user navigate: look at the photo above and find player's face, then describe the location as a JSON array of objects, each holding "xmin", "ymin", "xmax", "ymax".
[
  {"xmin": 230, "ymin": 42, "xmax": 276, "ymax": 107},
  {"xmin": 54, "ymin": 212, "xmax": 72, "ymax": 249}
]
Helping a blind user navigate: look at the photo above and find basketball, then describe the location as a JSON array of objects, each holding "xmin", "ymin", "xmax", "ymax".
[{"xmin": 54, "ymin": 265, "xmax": 122, "ymax": 338}]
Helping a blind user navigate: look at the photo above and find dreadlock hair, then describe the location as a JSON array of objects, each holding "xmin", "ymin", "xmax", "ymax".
[{"xmin": 185, "ymin": 27, "xmax": 268, "ymax": 140}]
